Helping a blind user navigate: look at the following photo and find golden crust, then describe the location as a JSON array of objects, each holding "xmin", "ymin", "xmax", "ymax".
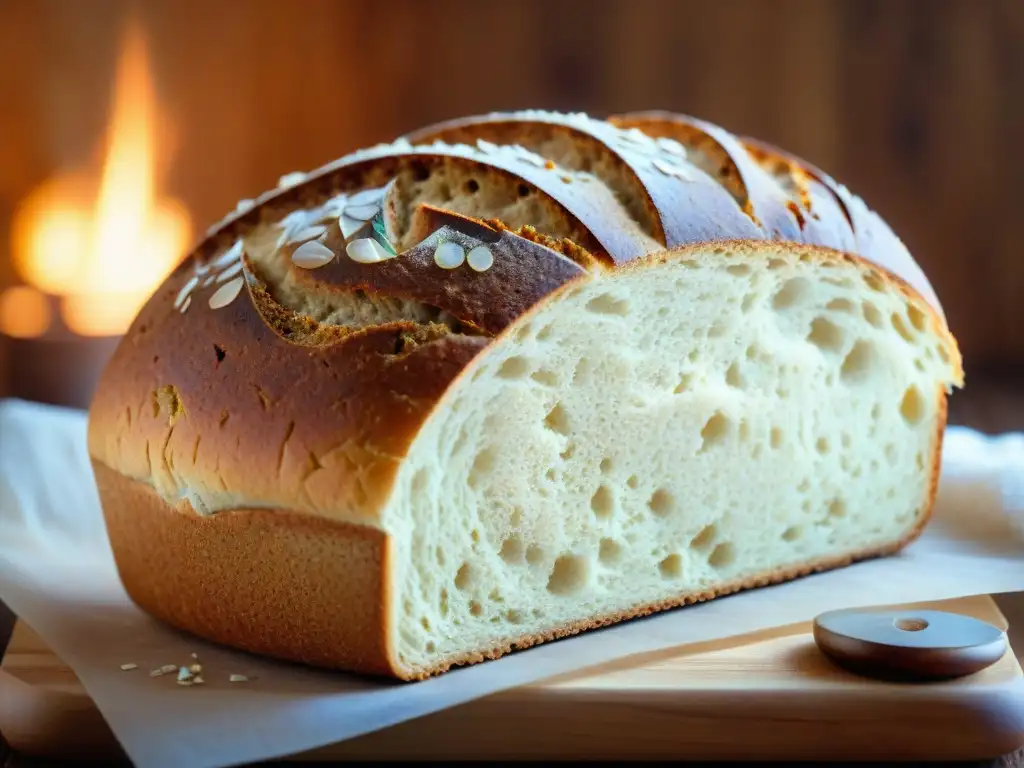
[{"xmin": 93, "ymin": 461, "xmax": 396, "ymax": 675}]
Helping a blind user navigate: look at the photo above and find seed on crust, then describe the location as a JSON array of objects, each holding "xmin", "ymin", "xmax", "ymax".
[
  {"xmin": 215, "ymin": 260, "xmax": 244, "ymax": 284},
  {"xmin": 278, "ymin": 171, "xmax": 306, "ymax": 188},
  {"xmin": 340, "ymin": 213, "xmax": 365, "ymax": 240},
  {"xmin": 292, "ymin": 241, "xmax": 336, "ymax": 269},
  {"xmin": 174, "ymin": 276, "xmax": 197, "ymax": 309},
  {"xmin": 344, "ymin": 203, "xmax": 380, "ymax": 222},
  {"xmin": 208, "ymin": 277, "xmax": 244, "ymax": 309},
  {"xmin": 433, "ymin": 241, "xmax": 465, "ymax": 269},
  {"xmin": 467, "ymin": 245, "xmax": 494, "ymax": 272},
  {"xmin": 287, "ymin": 225, "xmax": 328, "ymax": 245},
  {"xmin": 346, "ymin": 238, "xmax": 386, "ymax": 264}
]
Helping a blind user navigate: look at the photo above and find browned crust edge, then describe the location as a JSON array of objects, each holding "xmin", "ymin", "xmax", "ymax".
[{"xmin": 94, "ymin": 386, "xmax": 949, "ymax": 682}]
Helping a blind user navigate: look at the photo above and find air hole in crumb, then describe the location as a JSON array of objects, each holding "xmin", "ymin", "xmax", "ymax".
[
  {"xmin": 546, "ymin": 467, "xmax": 558, "ymax": 482},
  {"xmin": 470, "ymin": 601, "xmax": 483, "ymax": 617},
  {"xmin": 586, "ymin": 293, "xmax": 630, "ymax": 316},
  {"xmin": 513, "ymin": 323, "xmax": 533, "ymax": 342},
  {"xmin": 708, "ymin": 542, "xmax": 736, "ymax": 568},
  {"xmin": 708, "ymin": 320, "xmax": 728, "ymax": 338},
  {"xmin": 782, "ymin": 526, "xmax": 802, "ymax": 542},
  {"xmin": 627, "ymin": 475, "xmax": 639, "ymax": 489},
  {"xmin": 727, "ymin": 263, "xmax": 751, "ymax": 276},
  {"xmin": 526, "ymin": 544, "xmax": 545, "ymax": 566},
  {"xmin": 690, "ymin": 523, "xmax": 718, "ymax": 551},
  {"xmin": 536, "ymin": 324, "xmax": 554, "ymax": 341},
  {"xmin": 497, "ymin": 356, "xmax": 530, "ymax": 379},
  {"xmin": 560, "ymin": 443, "xmax": 576, "ymax": 461},
  {"xmin": 826, "ymin": 298, "xmax": 855, "ymax": 313},
  {"xmin": 454, "ymin": 563, "xmax": 474, "ymax": 591},
  {"xmin": 900, "ymin": 385, "xmax": 926, "ymax": 425},
  {"xmin": 435, "ymin": 546, "xmax": 446, "ymax": 566},
  {"xmin": 816, "ymin": 437, "xmax": 830, "ymax": 455},
  {"xmin": 648, "ymin": 488, "xmax": 675, "ymax": 517},
  {"xmin": 864, "ymin": 272, "xmax": 886, "ymax": 292},
  {"xmin": 599, "ymin": 457, "xmax": 613, "ymax": 474},
  {"xmin": 829, "ymin": 499, "xmax": 847, "ymax": 518},
  {"xmin": 738, "ymin": 420, "xmax": 751, "ymax": 442},
  {"xmin": 531, "ymin": 368, "xmax": 558, "ymax": 386},
  {"xmin": 591, "ymin": 485, "xmax": 614, "ymax": 519},
  {"xmin": 412, "ymin": 469, "xmax": 428, "ymax": 494},
  {"xmin": 546, "ymin": 555, "xmax": 590, "ymax": 596},
  {"xmin": 468, "ymin": 447, "xmax": 496, "ymax": 488},
  {"xmin": 807, "ymin": 317, "xmax": 845, "ymax": 353},
  {"xmin": 937, "ymin": 344, "xmax": 951, "ymax": 364},
  {"xmin": 768, "ymin": 257, "xmax": 787, "ymax": 270},
  {"xmin": 862, "ymin": 301, "xmax": 883, "ymax": 328},
  {"xmin": 770, "ymin": 426, "xmax": 784, "ymax": 449},
  {"xmin": 659, "ymin": 554, "xmax": 683, "ymax": 579},
  {"xmin": 544, "ymin": 403, "xmax": 570, "ymax": 435},
  {"xmin": 741, "ymin": 293, "xmax": 757, "ymax": 313},
  {"xmin": 916, "ymin": 452, "xmax": 925, "ymax": 471},
  {"xmin": 700, "ymin": 411, "xmax": 731, "ymax": 449},
  {"xmin": 674, "ymin": 372, "xmax": 694, "ymax": 393},
  {"xmin": 465, "ymin": 178, "xmax": 479, "ymax": 193},
  {"xmin": 507, "ymin": 609, "xmax": 523, "ymax": 624},
  {"xmin": 772, "ymin": 277, "xmax": 811, "ymax": 310},
  {"xmin": 891, "ymin": 312, "xmax": 915, "ymax": 343},
  {"xmin": 599, "ymin": 538, "xmax": 622, "ymax": 564},
  {"xmin": 908, "ymin": 304, "xmax": 927, "ymax": 332},
  {"xmin": 746, "ymin": 344, "xmax": 762, "ymax": 360},
  {"xmin": 687, "ymin": 349, "xmax": 700, "ymax": 363},
  {"xmin": 726, "ymin": 362, "xmax": 744, "ymax": 388},
  {"xmin": 801, "ymin": 499, "xmax": 812, "ymax": 513},
  {"xmin": 885, "ymin": 443, "xmax": 897, "ymax": 462},
  {"xmin": 797, "ymin": 478, "xmax": 811, "ymax": 493},
  {"xmin": 840, "ymin": 340, "xmax": 879, "ymax": 382},
  {"xmin": 440, "ymin": 589, "xmax": 449, "ymax": 617},
  {"xmin": 421, "ymin": 616, "xmax": 431, "ymax": 631}
]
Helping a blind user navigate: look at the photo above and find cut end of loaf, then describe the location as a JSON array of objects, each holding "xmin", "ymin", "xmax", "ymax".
[{"xmin": 382, "ymin": 242, "xmax": 961, "ymax": 678}]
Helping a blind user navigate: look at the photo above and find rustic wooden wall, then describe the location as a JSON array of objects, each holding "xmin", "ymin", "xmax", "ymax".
[{"xmin": 1, "ymin": 0, "xmax": 1021, "ymax": 381}]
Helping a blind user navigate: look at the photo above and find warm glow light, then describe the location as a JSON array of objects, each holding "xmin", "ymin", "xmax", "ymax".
[
  {"xmin": 10, "ymin": 19, "xmax": 191, "ymax": 337},
  {"xmin": 0, "ymin": 286, "xmax": 52, "ymax": 338}
]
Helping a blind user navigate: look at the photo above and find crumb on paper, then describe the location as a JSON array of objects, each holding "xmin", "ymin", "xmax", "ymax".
[
  {"xmin": 229, "ymin": 674, "xmax": 250, "ymax": 683},
  {"xmin": 161, "ymin": 664, "xmax": 177, "ymax": 674},
  {"xmin": 191, "ymin": 652, "xmax": 199, "ymax": 659},
  {"xmin": 177, "ymin": 666, "xmax": 194, "ymax": 682},
  {"xmin": 119, "ymin": 663, "xmax": 138, "ymax": 671},
  {"xmin": 189, "ymin": 663, "xmax": 202, "ymax": 674},
  {"xmin": 176, "ymin": 679, "xmax": 194, "ymax": 687},
  {"xmin": 193, "ymin": 676, "xmax": 205, "ymax": 685}
]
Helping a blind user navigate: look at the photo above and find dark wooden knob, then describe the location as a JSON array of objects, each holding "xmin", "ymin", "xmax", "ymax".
[{"xmin": 812, "ymin": 608, "xmax": 1008, "ymax": 682}]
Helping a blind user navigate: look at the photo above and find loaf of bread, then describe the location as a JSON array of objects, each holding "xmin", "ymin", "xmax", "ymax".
[{"xmin": 87, "ymin": 109, "xmax": 963, "ymax": 680}]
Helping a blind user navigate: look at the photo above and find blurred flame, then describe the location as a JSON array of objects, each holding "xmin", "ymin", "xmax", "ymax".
[{"xmin": 6, "ymin": 19, "xmax": 190, "ymax": 337}]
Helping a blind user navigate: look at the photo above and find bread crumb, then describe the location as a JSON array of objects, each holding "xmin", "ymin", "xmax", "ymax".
[
  {"xmin": 120, "ymin": 663, "xmax": 137, "ymax": 671},
  {"xmin": 229, "ymin": 674, "xmax": 250, "ymax": 683}
]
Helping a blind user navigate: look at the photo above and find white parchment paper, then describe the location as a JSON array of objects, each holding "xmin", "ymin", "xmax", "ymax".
[{"xmin": 1, "ymin": 397, "xmax": 1023, "ymax": 768}]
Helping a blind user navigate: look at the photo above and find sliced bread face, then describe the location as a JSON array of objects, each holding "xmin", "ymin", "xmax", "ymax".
[
  {"xmin": 383, "ymin": 243, "xmax": 960, "ymax": 678},
  {"xmin": 87, "ymin": 108, "xmax": 963, "ymax": 681}
]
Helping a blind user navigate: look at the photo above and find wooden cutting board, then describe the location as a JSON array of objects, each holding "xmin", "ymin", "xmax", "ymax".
[{"xmin": 2, "ymin": 595, "xmax": 1023, "ymax": 763}]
